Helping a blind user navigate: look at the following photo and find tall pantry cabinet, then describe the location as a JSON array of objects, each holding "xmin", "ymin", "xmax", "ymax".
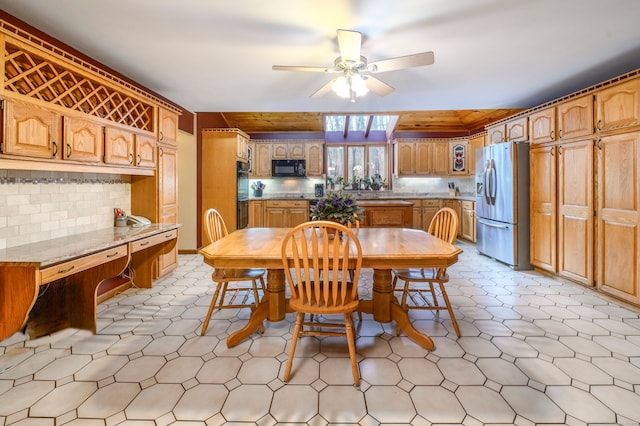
[
  {"xmin": 131, "ymin": 107, "xmax": 180, "ymax": 276},
  {"xmin": 594, "ymin": 77, "xmax": 640, "ymax": 304},
  {"xmin": 528, "ymin": 74, "xmax": 640, "ymax": 305},
  {"xmin": 529, "ymin": 95, "xmax": 594, "ymax": 286}
]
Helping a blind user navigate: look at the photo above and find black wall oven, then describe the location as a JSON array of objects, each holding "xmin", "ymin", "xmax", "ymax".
[{"xmin": 236, "ymin": 161, "xmax": 249, "ymax": 229}]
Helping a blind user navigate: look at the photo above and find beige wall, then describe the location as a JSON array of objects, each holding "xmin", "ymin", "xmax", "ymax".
[{"xmin": 177, "ymin": 127, "xmax": 198, "ymax": 252}]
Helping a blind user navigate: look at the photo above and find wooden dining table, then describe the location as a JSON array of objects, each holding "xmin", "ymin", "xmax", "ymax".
[{"xmin": 199, "ymin": 227, "xmax": 463, "ymax": 350}]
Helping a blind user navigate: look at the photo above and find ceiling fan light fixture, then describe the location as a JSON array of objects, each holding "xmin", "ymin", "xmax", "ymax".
[{"xmin": 332, "ymin": 73, "xmax": 369, "ymax": 101}]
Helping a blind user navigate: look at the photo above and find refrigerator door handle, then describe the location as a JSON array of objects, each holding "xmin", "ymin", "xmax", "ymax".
[
  {"xmin": 491, "ymin": 159, "xmax": 498, "ymax": 205},
  {"xmin": 477, "ymin": 219, "xmax": 510, "ymax": 229},
  {"xmin": 483, "ymin": 160, "xmax": 491, "ymax": 205}
]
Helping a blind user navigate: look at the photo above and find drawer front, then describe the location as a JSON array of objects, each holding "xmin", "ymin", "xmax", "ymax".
[
  {"xmin": 266, "ymin": 200, "xmax": 307, "ymax": 208},
  {"xmin": 130, "ymin": 230, "xmax": 178, "ymax": 253},
  {"xmin": 423, "ymin": 199, "xmax": 442, "ymax": 207},
  {"xmin": 461, "ymin": 201, "xmax": 475, "ymax": 210},
  {"xmin": 40, "ymin": 245, "xmax": 128, "ymax": 283}
]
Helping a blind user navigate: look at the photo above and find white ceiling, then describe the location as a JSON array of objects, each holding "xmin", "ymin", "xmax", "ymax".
[{"xmin": 2, "ymin": 0, "xmax": 640, "ymax": 115}]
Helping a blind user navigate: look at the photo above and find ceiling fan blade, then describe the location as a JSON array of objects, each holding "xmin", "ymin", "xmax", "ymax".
[
  {"xmin": 310, "ymin": 78, "xmax": 336, "ymax": 98},
  {"xmin": 272, "ymin": 65, "xmax": 335, "ymax": 73},
  {"xmin": 365, "ymin": 76, "xmax": 394, "ymax": 96},
  {"xmin": 337, "ymin": 29, "xmax": 361, "ymax": 63},
  {"xmin": 368, "ymin": 51, "xmax": 434, "ymax": 73}
]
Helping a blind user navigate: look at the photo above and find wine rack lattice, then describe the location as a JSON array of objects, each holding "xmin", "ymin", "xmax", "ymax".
[{"xmin": 4, "ymin": 43, "xmax": 154, "ymax": 132}]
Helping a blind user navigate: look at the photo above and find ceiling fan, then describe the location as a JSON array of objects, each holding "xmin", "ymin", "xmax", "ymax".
[{"xmin": 272, "ymin": 29, "xmax": 435, "ymax": 102}]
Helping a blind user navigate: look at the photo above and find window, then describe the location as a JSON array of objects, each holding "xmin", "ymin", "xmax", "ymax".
[{"xmin": 327, "ymin": 144, "xmax": 387, "ymax": 187}]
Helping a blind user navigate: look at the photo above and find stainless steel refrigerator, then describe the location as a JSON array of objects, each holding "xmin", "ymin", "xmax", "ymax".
[{"xmin": 475, "ymin": 141, "xmax": 531, "ymax": 270}]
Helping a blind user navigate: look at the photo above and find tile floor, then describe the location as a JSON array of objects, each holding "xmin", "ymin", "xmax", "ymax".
[{"xmin": 2, "ymin": 240, "xmax": 640, "ymax": 425}]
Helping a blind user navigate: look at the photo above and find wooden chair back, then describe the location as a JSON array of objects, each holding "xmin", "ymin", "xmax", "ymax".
[
  {"xmin": 281, "ymin": 221, "xmax": 362, "ymax": 314},
  {"xmin": 428, "ymin": 207, "xmax": 459, "ymax": 244},
  {"xmin": 346, "ymin": 213, "xmax": 361, "ymax": 230},
  {"xmin": 203, "ymin": 208, "xmax": 228, "ymax": 245}
]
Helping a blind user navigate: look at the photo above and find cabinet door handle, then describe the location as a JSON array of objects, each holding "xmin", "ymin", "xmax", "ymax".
[
  {"xmin": 159, "ymin": 147, "xmax": 164, "ymax": 157},
  {"xmin": 558, "ymin": 129, "xmax": 563, "ymax": 139},
  {"xmin": 550, "ymin": 130, "xmax": 555, "ymax": 140},
  {"xmin": 550, "ymin": 147, "xmax": 554, "ymax": 156},
  {"xmin": 66, "ymin": 144, "xmax": 72, "ymax": 158},
  {"xmin": 52, "ymin": 141, "xmax": 58, "ymax": 157},
  {"xmin": 106, "ymin": 251, "xmax": 120, "ymax": 258},
  {"xmin": 140, "ymin": 241, "xmax": 150, "ymax": 246},
  {"xmin": 558, "ymin": 146, "xmax": 563, "ymax": 155},
  {"xmin": 159, "ymin": 131, "xmax": 164, "ymax": 141},
  {"xmin": 129, "ymin": 153, "xmax": 134, "ymax": 164},
  {"xmin": 597, "ymin": 139, "xmax": 602, "ymax": 150},
  {"xmin": 596, "ymin": 119, "xmax": 602, "ymax": 131},
  {"xmin": 137, "ymin": 154, "xmax": 141, "ymax": 165}
]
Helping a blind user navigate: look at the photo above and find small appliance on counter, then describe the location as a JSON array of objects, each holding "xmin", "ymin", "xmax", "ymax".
[{"xmin": 315, "ymin": 183, "xmax": 324, "ymax": 198}]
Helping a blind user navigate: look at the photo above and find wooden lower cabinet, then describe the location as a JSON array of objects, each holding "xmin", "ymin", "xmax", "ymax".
[
  {"xmin": 557, "ymin": 140, "xmax": 593, "ymax": 285},
  {"xmin": 444, "ymin": 199, "xmax": 462, "ymax": 237},
  {"xmin": 461, "ymin": 201, "xmax": 475, "ymax": 242},
  {"xmin": 157, "ymin": 143, "xmax": 179, "ymax": 276},
  {"xmin": 249, "ymin": 200, "xmax": 264, "ymax": 227},
  {"xmin": 265, "ymin": 200, "xmax": 308, "ymax": 227},
  {"xmin": 530, "ymin": 144, "xmax": 557, "ymax": 272},
  {"xmin": 596, "ymin": 132, "xmax": 640, "ymax": 303},
  {"xmin": 421, "ymin": 200, "xmax": 443, "ymax": 232},
  {"xmin": 359, "ymin": 201, "xmax": 413, "ymax": 227},
  {"xmin": 530, "ymin": 140, "xmax": 594, "ymax": 286}
]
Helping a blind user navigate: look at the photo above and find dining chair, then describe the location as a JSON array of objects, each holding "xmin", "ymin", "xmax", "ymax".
[
  {"xmin": 281, "ymin": 220, "xmax": 363, "ymax": 386},
  {"xmin": 392, "ymin": 206, "xmax": 461, "ymax": 337},
  {"xmin": 200, "ymin": 208, "xmax": 266, "ymax": 335}
]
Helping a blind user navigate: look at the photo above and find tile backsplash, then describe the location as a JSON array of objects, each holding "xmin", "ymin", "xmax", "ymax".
[{"xmin": 0, "ymin": 171, "xmax": 131, "ymax": 250}]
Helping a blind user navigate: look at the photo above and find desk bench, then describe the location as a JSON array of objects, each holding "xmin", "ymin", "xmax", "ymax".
[{"xmin": 0, "ymin": 224, "xmax": 179, "ymax": 341}]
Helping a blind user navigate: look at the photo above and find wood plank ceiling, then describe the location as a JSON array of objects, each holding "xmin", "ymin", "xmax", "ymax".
[{"xmin": 219, "ymin": 109, "xmax": 524, "ymax": 137}]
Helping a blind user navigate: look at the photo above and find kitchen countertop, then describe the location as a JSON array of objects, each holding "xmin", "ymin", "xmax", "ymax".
[
  {"xmin": 0, "ymin": 223, "xmax": 181, "ymax": 267},
  {"xmin": 251, "ymin": 192, "xmax": 475, "ymax": 202}
]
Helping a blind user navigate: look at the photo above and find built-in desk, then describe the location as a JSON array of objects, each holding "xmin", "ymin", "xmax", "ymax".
[{"xmin": 0, "ymin": 224, "xmax": 180, "ymax": 341}]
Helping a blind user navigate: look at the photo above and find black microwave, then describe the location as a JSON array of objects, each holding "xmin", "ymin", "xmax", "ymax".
[{"xmin": 272, "ymin": 159, "xmax": 306, "ymax": 177}]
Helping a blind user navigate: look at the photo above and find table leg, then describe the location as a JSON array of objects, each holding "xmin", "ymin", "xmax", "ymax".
[
  {"xmin": 226, "ymin": 269, "xmax": 286, "ymax": 347},
  {"xmin": 367, "ymin": 268, "xmax": 434, "ymax": 351}
]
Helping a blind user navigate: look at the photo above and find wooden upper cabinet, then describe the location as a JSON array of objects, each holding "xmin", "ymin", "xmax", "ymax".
[
  {"xmin": 595, "ymin": 78, "xmax": 640, "ymax": 133},
  {"xmin": 448, "ymin": 140, "xmax": 469, "ymax": 175},
  {"xmin": 506, "ymin": 116, "xmax": 528, "ymax": 142},
  {"xmin": 468, "ymin": 133, "xmax": 485, "ymax": 175},
  {"xmin": 272, "ymin": 142, "xmax": 305, "ymax": 159},
  {"xmin": 2, "ymin": 99, "xmax": 60, "ymax": 159},
  {"xmin": 135, "ymin": 134, "xmax": 156, "ymax": 167},
  {"xmin": 236, "ymin": 133, "xmax": 249, "ymax": 162},
  {"xmin": 252, "ymin": 142, "xmax": 272, "ymax": 177},
  {"xmin": 487, "ymin": 123, "xmax": 506, "ymax": 145},
  {"xmin": 62, "ymin": 117, "xmax": 102, "ymax": 162},
  {"xmin": 158, "ymin": 107, "xmax": 178, "ymax": 145},
  {"xmin": 557, "ymin": 95, "xmax": 594, "ymax": 141},
  {"xmin": 529, "ymin": 106, "xmax": 557, "ymax": 144},
  {"xmin": 397, "ymin": 141, "xmax": 448, "ymax": 176},
  {"xmin": 305, "ymin": 142, "xmax": 323, "ymax": 176},
  {"xmin": 397, "ymin": 142, "xmax": 415, "ymax": 175},
  {"xmin": 104, "ymin": 127, "xmax": 134, "ymax": 166}
]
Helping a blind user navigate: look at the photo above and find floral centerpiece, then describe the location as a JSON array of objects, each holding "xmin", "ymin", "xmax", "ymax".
[{"xmin": 310, "ymin": 190, "xmax": 364, "ymax": 225}]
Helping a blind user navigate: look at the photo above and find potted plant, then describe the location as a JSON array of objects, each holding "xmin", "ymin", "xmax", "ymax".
[
  {"xmin": 370, "ymin": 173, "xmax": 387, "ymax": 191},
  {"xmin": 251, "ymin": 180, "xmax": 266, "ymax": 197},
  {"xmin": 310, "ymin": 190, "xmax": 364, "ymax": 226}
]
